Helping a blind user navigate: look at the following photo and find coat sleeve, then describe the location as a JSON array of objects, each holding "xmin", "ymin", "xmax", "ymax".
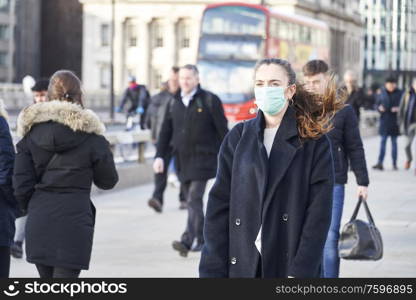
[
  {"xmin": 92, "ymin": 136, "xmax": 119, "ymax": 190},
  {"xmin": 398, "ymin": 91, "xmax": 407, "ymax": 131},
  {"xmin": 155, "ymin": 100, "xmax": 173, "ymax": 159},
  {"xmin": 288, "ymin": 135, "xmax": 334, "ymax": 278},
  {"xmin": 119, "ymin": 88, "xmax": 129, "ymax": 110},
  {"xmin": 210, "ymin": 94, "xmax": 229, "ymax": 141},
  {"xmin": 343, "ymin": 106, "xmax": 369, "ymax": 186},
  {"xmin": 13, "ymin": 136, "xmax": 37, "ymax": 213},
  {"xmin": 199, "ymin": 123, "xmax": 243, "ymax": 278}
]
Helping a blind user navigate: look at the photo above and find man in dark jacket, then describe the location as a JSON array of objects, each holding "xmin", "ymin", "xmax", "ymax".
[
  {"xmin": 342, "ymin": 70, "xmax": 366, "ymax": 121},
  {"xmin": 146, "ymin": 66, "xmax": 186, "ymax": 211},
  {"xmin": 117, "ymin": 76, "xmax": 150, "ymax": 130},
  {"xmin": 153, "ymin": 64, "xmax": 228, "ymax": 257},
  {"xmin": 373, "ymin": 76, "xmax": 403, "ymax": 170},
  {"xmin": 303, "ymin": 60, "xmax": 370, "ymax": 278},
  {"xmin": 11, "ymin": 78, "xmax": 51, "ymax": 260},
  {"xmin": 399, "ymin": 78, "xmax": 416, "ymax": 173}
]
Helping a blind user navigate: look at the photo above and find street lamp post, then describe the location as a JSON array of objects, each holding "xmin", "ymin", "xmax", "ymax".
[{"xmin": 110, "ymin": 0, "xmax": 115, "ymax": 121}]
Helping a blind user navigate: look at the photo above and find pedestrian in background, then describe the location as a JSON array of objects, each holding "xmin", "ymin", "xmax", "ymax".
[
  {"xmin": 342, "ymin": 70, "xmax": 366, "ymax": 121},
  {"xmin": 117, "ymin": 76, "xmax": 150, "ymax": 131},
  {"xmin": 0, "ymin": 100, "xmax": 18, "ymax": 278},
  {"xmin": 303, "ymin": 60, "xmax": 369, "ymax": 278},
  {"xmin": 146, "ymin": 66, "xmax": 186, "ymax": 212},
  {"xmin": 199, "ymin": 58, "xmax": 343, "ymax": 278},
  {"xmin": 11, "ymin": 78, "xmax": 50, "ymax": 260},
  {"xmin": 154, "ymin": 64, "xmax": 228, "ymax": 257},
  {"xmin": 13, "ymin": 70, "xmax": 118, "ymax": 278},
  {"xmin": 399, "ymin": 78, "xmax": 416, "ymax": 174},
  {"xmin": 373, "ymin": 76, "xmax": 403, "ymax": 171}
]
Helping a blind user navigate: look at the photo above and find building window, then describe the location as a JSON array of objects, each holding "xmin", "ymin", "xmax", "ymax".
[
  {"xmin": 177, "ymin": 18, "xmax": 191, "ymax": 48},
  {"xmin": 151, "ymin": 19, "xmax": 164, "ymax": 48},
  {"xmin": 0, "ymin": 51, "xmax": 7, "ymax": 66},
  {"xmin": 125, "ymin": 19, "xmax": 137, "ymax": 47},
  {"xmin": 152, "ymin": 68, "xmax": 162, "ymax": 90},
  {"xmin": 101, "ymin": 24, "xmax": 110, "ymax": 47},
  {"xmin": 100, "ymin": 64, "xmax": 110, "ymax": 88},
  {"xmin": 0, "ymin": 0, "xmax": 9, "ymax": 12},
  {"xmin": 0, "ymin": 25, "xmax": 7, "ymax": 40},
  {"xmin": 380, "ymin": 36, "xmax": 386, "ymax": 51}
]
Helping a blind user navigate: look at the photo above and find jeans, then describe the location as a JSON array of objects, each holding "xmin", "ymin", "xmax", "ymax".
[
  {"xmin": 180, "ymin": 180, "xmax": 208, "ymax": 248},
  {"xmin": 323, "ymin": 184, "xmax": 345, "ymax": 278},
  {"xmin": 35, "ymin": 264, "xmax": 81, "ymax": 278},
  {"xmin": 377, "ymin": 135, "xmax": 398, "ymax": 166},
  {"xmin": 405, "ymin": 126, "xmax": 416, "ymax": 164}
]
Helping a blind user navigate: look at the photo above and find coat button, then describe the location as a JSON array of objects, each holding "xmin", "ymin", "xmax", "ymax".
[
  {"xmin": 230, "ymin": 257, "xmax": 237, "ymax": 265},
  {"xmin": 235, "ymin": 218, "xmax": 241, "ymax": 226},
  {"xmin": 282, "ymin": 214, "xmax": 288, "ymax": 221}
]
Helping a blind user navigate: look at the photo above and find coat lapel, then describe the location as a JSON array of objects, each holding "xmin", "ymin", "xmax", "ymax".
[{"xmin": 261, "ymin": 107, "xmax": 301, "ymax": 220}]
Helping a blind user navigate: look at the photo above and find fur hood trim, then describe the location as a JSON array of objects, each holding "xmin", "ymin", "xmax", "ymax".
[{"xmin": 17, "ymin": 100, "xmax": 106, "ymax": 137}]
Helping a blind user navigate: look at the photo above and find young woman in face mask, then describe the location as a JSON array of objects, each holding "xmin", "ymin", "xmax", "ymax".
[{"xmin": 199, "ymin": 58, "xmax": 343, "ymax": 278}]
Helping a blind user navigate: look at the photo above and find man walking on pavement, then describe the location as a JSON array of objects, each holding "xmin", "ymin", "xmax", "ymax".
[
  {"xmin": 146, "ymin": 67, "xmax": 187, "ymax": 212},
  {"xmin": 399, "ymin": 78, "xmax": 416, "ymax": 174},
  {"xmin": 11, "ymin": 78, "xmax": 50, "ymax": 259},
  {"xmin": 153, "ymin": 64, "xmax": 228, "ymax": 257},
  {"xmin": 303, "ymin": 60, "xmax": 370, "ymax": 278},
  {"xmin": 116, "ymin": 76, "xmax": 150, "ymax": 130},
  {"xmin": 373, "ymin": 76, "xmax": 403, "ymax": 171}
]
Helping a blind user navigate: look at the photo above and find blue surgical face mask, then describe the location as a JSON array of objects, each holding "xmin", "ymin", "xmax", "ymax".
[{"xmin": 254, "ymin": 86, "xmax": 288, "ymax": 116}]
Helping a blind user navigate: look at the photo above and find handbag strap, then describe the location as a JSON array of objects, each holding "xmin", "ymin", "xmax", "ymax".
[{"xmin": 349, "ymin": 196, "xmax": 376, "ymax": 225}]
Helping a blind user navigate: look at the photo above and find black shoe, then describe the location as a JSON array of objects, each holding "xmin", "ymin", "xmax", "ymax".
[
  {"xmin": 148, "ymin": 198, "xmax": 162, "ymax": 213},
  {"xmin": 372, "ymin": 164, "xmax": 384, "ymax": 170},
  {"xmin": 190, "ymin": 243, "xmax": 204, "ymax": 252},
  {"xmin": 10, "ymin": 241, "xmax": 23, "ymax": 259},
  {"xmin": 172, "ymin": 241, "xmax": 189, "ymax": 257},
  {"xmin": 179, "ymin": 201, "xmax": 187, "ymax": 210},
  {"xmin": 393, "ymin": 165, "xmax": 398, "ymax": 171}
]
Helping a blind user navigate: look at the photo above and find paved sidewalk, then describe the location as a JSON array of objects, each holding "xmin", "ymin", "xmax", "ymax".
[{"xmin": 10, "ymin": 136, "xmax": 416, "ymax": 278}]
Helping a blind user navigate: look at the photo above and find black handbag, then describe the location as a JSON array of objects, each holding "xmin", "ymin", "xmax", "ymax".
[{"xmin": 338, "ymin": 196, "xmax": 383, "ymax": 260}]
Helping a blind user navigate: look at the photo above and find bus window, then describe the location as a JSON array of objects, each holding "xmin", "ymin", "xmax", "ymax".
[{"xmin": 202, "ymin": 5, "xmax": 266, "ymax": 36}]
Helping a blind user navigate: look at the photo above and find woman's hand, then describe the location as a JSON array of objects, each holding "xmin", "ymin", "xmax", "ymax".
[
  {"xmin": 153, "ymin": 157, "xmax": 164, "ymax": 174},
  {"xmin": 358, "ymin": 186, "xmax": 368, "ymax": 200}
]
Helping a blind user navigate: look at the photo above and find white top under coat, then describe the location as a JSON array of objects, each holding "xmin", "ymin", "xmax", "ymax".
[
  {"xmin": 255, "ymin": 125, "xmax": 280, "ymax": 255},
  {"xmin": 181, "ymin": 88, "xmax": 197, "ymax": 107}
]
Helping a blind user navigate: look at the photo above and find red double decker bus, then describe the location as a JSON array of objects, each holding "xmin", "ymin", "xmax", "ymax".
[{"xmin": 197, "ymin": 2, "xmax": 330, "ymax": 122}]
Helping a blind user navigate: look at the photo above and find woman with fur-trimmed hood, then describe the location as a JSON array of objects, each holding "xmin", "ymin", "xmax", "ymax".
[
  {"xmin": 13, "ymin": 70, "xmax": 118, "ymax": 278},
  {"xmin": 0, "ymin": 99, "xmax": 19, "ymax": 278}
]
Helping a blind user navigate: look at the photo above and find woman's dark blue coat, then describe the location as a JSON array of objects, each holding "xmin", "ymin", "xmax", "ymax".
[
  {"xmin": 0, "ymin": 114, "xmax": 18, "ymax": 247},
  {"xmin": 199, "ymin": 107, "xmax": 334, "ymax": 278}
]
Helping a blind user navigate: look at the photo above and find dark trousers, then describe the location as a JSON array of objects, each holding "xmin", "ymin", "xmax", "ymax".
[
  {"xmin": 35, "ymin": 263, "xmax": 81, "ymax": 278},
  {"xmin": 153, "ymin": 151, "xmax": 185, "ymax": 204},
  {"xmin": 0, "ymin": 246, "xmax": 10, "ymax": 278},
  {"xmin": 378, "ymin": 135, "xmax": 398, "ymax": 166},
  {"xmin": 180, "ymin": 180, "xmax": 207, "ymax": 248}
]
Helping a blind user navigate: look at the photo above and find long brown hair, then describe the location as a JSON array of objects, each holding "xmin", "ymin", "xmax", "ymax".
[
  {"xmin": 254, "ymin": 58, "xmax": 344, "ymax": 139},
  {"xmin": 47, "ymin": 70, "xmax": 84, "ymax": 107}
]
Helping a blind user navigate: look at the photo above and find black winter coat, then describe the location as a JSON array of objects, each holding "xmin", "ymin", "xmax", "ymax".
[
  {"xmin": 376, "ymin": 87, "xmax": 403, "ymax": 136},
  {"xmin": 156, "ymin": 87, "xmax": 228, "ymax": 183},
  {"xmin": 327, "ymin": 105, "xmax": 369, "ymax": 186},
  {"xmin": 0, "ymin": 111, "xmax": 18, "ymax": 247},
  {"xmin": 13, "ymin": 101, "xmax": 118, "ymax": 270},
  {"xmin": 145, "ymin": 90, "xmax": 175, "ymax": 142},
  {"xmin": 199, "ymin": 108, "xmax": 333, "ymax": 278}
]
